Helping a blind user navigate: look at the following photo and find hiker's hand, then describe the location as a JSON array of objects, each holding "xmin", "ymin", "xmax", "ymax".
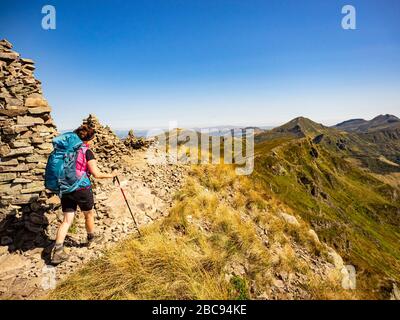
[{"xmin": 111, "ymin": 169, "xmax": 119, "ymax": 177}]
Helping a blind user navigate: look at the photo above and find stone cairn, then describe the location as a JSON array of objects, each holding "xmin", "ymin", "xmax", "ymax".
[
  {"xmin": 78, "ymin": 114, "xmax": 135, "ymax": 210},
  {"xmin": 123, "ymin": 129, "xmax": 152, "ymax": 150},
  {"xmin": 81, "ymin": 114, "xmax": 132, "ymax": 168},
  {"xmin": 0, "ymin": 39, "xmax": 58, "ymax": 250}
]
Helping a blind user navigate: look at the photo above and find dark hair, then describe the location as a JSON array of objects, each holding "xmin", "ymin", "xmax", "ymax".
[{"xmin": 74, "ymin": 124, "xmax": 96, "ymax": 141}]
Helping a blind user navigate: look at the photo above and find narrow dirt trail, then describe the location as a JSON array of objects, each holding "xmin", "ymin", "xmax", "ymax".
[{"xmin": 0, "ymin": 147, "xmax": 187, "ymax": 299}]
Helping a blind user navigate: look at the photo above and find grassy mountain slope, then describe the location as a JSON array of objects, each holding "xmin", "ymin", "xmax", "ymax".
[
  {"xmin": 258, "ymin": 116, "xmax": 400, "ymax": 174},
  {"xmin": 332, "ymin": 114, "xmax": 400, "ymax": 170},
  {"xmin": 252, "ymin": 124, "xmax": 400, "ymax": 298},
  {"xmin": 50, "ymin": 165, "xmax": 355, "ymax": 300}
]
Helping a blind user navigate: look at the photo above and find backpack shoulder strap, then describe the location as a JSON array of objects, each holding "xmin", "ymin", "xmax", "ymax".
[
  {"xmin": 76, "ymin": 145, "xmax": 90, "ymax": 177},
  {"xmin": 80, "ymin": 145, "xmax": 89, "ymax": 154}
]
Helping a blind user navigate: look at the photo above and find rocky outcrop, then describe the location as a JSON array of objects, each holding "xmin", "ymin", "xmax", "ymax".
[
  {"xmin": 124, "ymin": 129, "xmax": 153, "ymax": 150},
  {"xmin": 81, "ymin": 114, "xmax": 131, "ymax": 167},
  {"xmin": 0, "ymin": 39, "xmax": 57, "ymax": 251},
  {"xmin": 390, "ymin": 283, "xmax": 400, "ymax": 300}
]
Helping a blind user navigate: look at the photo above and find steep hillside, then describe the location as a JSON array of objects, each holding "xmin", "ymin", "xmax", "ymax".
[
  {"xmin": 358, "ymin": 122, "xmax": 400, "ymax": 167},
  {"xmin": 252, "ymin": 130, "xmax": 400, "ymax": 298},
  {"xmin": 257, "ymin": 117, "xmax": 400, "ymax": 174},
  {"xmin": 50, "ymin": 165, "xmax": 356, "ymax": 300},
  {"xmin": 332, "ymin": 115, "xmax": 400, "ymax": 171}
]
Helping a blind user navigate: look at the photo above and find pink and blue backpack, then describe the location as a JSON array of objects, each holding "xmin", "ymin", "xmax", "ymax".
[{"xmin": 45, "ymin": 132, "xmax": 92, "ymax": 195}]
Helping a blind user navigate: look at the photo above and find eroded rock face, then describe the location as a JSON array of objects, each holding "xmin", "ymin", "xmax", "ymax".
[{"xmin": 0, "ymin": 39, "xmax": 57, "ymax": 251}]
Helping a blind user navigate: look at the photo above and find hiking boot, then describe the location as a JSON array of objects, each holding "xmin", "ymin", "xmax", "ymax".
[
  {"xmin": 51, "ymin": 245, "xmax": 69, "ymax": 265},
  {"xmin": 86, "ymin": 233, "xmax": 105, "ymax": 248}
]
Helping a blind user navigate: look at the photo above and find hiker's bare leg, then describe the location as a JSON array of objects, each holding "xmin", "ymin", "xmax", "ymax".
[
  {"xmin": 83, "ymin": 209, "xmax": 95, "ymax": 234},
  {"xmin": 55, "ymin": 212, "xmax": 75, "ymax": 245}
]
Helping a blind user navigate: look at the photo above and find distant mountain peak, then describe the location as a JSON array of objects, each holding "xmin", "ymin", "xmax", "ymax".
[
  {"xmin": 282, "ymin": 116, "xmax": 322, "ymax": 127},
  {"xmin": 334, "ymin": 114, "xmax": 400, "ymax": 132},
  {"xmin": 371, "ymin": 114, "xmax": 399, "ymax": 122},
  {"xmin": 290, "ymin": 116, "xmax": 316, "ymax": 124},
  {"xmin": 273, "ymin": 117, "xmax": 326, "ymax": 137}
]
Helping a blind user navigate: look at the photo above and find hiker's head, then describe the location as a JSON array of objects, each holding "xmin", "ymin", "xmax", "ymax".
[{"xmin": 74, "ymin": 124, "xmax": 95, "ymax": 144}]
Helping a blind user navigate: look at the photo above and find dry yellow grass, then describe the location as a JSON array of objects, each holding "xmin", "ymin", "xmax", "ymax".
[{"xmin": 50, "ymin": 164, "xmax": 358, "ymax": 300}]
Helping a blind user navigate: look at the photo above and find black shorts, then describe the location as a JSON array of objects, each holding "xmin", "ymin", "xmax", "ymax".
[{"xmin": 61, "ymin": 188, "xmax": 94, "ymax": 212}]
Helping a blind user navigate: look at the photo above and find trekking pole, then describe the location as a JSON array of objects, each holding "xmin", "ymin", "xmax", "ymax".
[{"xmin": 113, "ymin": 175, "xmax": 142, "ymax": 237}]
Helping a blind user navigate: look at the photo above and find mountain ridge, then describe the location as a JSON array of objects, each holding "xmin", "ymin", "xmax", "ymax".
[
  {"xmin": 252, "ymin": 115, "xmax": 400, "ymax": 298},
  {"xmin": 334, "ymin": 114, "xmax": 400, "ymax": 133}
]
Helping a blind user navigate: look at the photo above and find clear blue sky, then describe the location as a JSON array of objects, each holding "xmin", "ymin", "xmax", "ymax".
[{"xmin": 1, "ymin": 0, "xmax": 399, "ymax": 130}]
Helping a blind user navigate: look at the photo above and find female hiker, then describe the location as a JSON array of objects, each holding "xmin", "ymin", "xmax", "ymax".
[{"xmin": 51, "ymin": 124, "xmax": 118, "ymax": 265}]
